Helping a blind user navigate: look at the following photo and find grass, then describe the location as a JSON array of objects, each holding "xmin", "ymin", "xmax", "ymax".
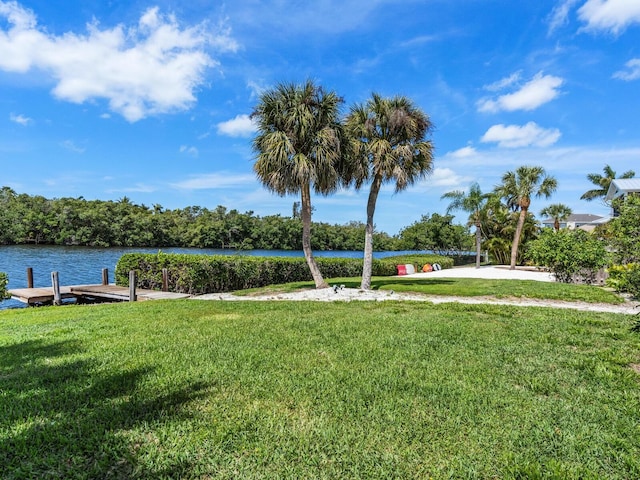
[
  {"xmin": 1, "ymin": 297, "xmax": 639, "ymax": 479},
  {"xmin": 238, "ymin": 276, "xmax": 625, "ymax": 304}
]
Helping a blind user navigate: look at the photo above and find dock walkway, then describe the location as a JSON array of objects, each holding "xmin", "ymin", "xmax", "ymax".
[{"xmin": 9, "ymin": 284, "xmax": 191, "ymax": 306}]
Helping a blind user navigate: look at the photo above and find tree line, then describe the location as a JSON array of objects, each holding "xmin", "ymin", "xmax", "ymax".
[{"xmin": 0, "ymin": 186, "xmax": 476, "ymax": 252}]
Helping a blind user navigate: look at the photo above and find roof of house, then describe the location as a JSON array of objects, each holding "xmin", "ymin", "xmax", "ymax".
[
  {"xmin": 540, "ymin": 213, "xmax": 606, "ymax": 224},
  {"xmin": 605, "ymin": 178, "xmax": 640, "ymax": 201}
]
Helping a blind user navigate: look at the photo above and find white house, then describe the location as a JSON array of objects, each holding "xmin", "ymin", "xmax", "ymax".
[
  {"xmin": 540, "ymin": 213, "xmax": 610, "ymax": 231},
  {"xmin": 605, "ymin": 178, "xmax": 640, "ymax": 202}
]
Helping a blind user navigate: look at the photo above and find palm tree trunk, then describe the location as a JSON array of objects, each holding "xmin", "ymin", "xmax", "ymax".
[
  {"xmin": 301, "ymin": 183, "xmax": 328, "ymax": 289},
  {"xmin": 361, "ymin": 174, "xmax": 382, "ymax": 290},
  {"xmin": 475, "ymin": 221, "xmax": 482, "ymax": 268},
  {"xmin": 509, "ymin": 208, "xmax": 527, "ymax": 270}
]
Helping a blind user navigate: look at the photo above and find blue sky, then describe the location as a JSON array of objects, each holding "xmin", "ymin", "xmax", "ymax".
[{"xmin": 2, "ymin": 0, "xmax": 639, "ymax": 235}]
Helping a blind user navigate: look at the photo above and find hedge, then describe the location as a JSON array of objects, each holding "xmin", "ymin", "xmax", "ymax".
[
  {"xmin": 115, "ymin": 253, "xmax": 453, "ymax": 295},
  {"xmin": 0, "ymin": 272, "xmax": 9, "ymax": 300}
]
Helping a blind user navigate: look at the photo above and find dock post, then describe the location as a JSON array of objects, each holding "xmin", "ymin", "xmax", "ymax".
[
  {"xmin": 129, "ymin": 270, "xmax": 137, "ymax": 302},
  {"xmin": 162, "ymin": 268, "xmax": 169, "ymax": 292},
  {"xmin": 51, "ymin": 271, "xmax": 61, "ymax": 306},
  {"xmin": 102, "ymin": 268, "xmax": 109, "ymax": 286},
  {"xmin": 27, "ymin": 267, "xmax": 33, "ymax": 288}
]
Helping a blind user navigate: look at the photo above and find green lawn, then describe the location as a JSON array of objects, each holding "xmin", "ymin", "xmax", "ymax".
[
  {"xmin": 1, "ymin": 298, "xmax": 639, "ymax": 479},
  {"xmin": 239, "ymin": 276, "xmax": 625, "ymax": 304}
]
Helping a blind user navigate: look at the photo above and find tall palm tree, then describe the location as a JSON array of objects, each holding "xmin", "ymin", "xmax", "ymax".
[
  {"xmin": 581, "ymin": 164, "xmax": 635, "ymax": 204},
  {"xmin": 252, "ymin": 81, "xmax": 346, "ymax": 289},
  {"xmin": 540, "ymin": 203, "xmax": 572, "ymax": 231},
  {"xmin": 496, "ymin": 165, "xmax": 557, "ymax": 270},
  {"xmin": 345, "ymin": 93, "xmax": 434, "ymax": 289},
  {"xmin": 441, "ymin": 183, "xmax": 489, "ymax": 268}
]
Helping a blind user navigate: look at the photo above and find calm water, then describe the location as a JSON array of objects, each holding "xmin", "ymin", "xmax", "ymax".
[{"xmin": 0, "ymin": 245, "xmax": 421, "ymax": 310}]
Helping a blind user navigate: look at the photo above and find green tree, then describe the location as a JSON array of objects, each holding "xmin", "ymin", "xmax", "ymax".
[
  {"xmin": 540, "ymin": 203, "xmax": 572, "ymax": 231},
  {"xmin": 441, "ymin": 182, "xmax": 489, "ymax": 268},
  {"xmin": 607, "ymin": 194, "xmax": 640, "ymax": 265},
  {"xmin": 528, "ymin": 229, "xmax": 608, "ymax": 284},
  {"xmin": 252, "ymin": 81, "xmax": 346, "ymax": 288},
  {"xmin": 397, "ymin": 213, "xmax": 471, "ymax": 253},
  {"xmin": 496, "ymin": 165, "xmax": 557, "ymax": 269},
  {"xmin": 345, "ymin": 93, "xmax": 434, "ymax": 289},
  {"xmin": 580, "ymin": 164, "xmax": 635, "ymax": 204}
]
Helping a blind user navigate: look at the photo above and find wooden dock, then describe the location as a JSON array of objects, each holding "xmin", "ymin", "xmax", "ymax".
[{"xmin": 9, "ymin": 284, "xmax": 191, "ymax": 306}]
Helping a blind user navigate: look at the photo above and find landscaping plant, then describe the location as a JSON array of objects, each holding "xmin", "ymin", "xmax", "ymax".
[
  {"xmin": 605, "ymin": 196, "xmax": 640, "ymax": 299},
  {"xmin": 0, "ymin": 272, "xmax": 8, "ymax": 300},
  {"xmin": 527, "ymin": 228, "xmax": 609, "ymax": 284}
]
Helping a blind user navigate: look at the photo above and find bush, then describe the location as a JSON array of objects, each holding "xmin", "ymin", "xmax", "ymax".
[
  {"xmin": 0, "ymin": 272, "xmax": 8, "ymax": 300},
  {"xmin": 527, "ymin": 229, "xmax": 609, "ymax": 284},
  {"xmin": 115, "ymin": 253, "xmax": 453, "ymax": 294},
  {"xmin": 607, "ymin": 263, "xmax": 640, "ymax": 299},
  {"xmin": 608, "ymin": 195, "xmax": 640, "ymax": 264}
]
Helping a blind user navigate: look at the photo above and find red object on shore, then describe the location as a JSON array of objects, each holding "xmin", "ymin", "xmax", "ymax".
[{"xmin": 396, "ymin": 265, "xmax": 407, "ymax": 275}]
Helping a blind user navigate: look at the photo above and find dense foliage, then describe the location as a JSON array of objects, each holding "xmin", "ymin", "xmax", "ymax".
[
  {"xmin": 115, "ymin": 253, "xmax": 454, "ymax": 294},
  {"xmin": 527, "ymin": 229, "xmax": 609, "ymax": 284},
  {"xmin": 0, "ymin": 272, "xmax": 8, "ymax": 300},
  {"xmin": 605, "ymin": 196, "xmax": 640, "ymax": 298},
  {"xmin": 396, "ymin": 213, "xmax": 472, "ymax": 253},
  {"xmin": 1, "ymin": 187, "xmax": 494, "ymax": 256},
  {"xmin": 0, "ymin": 187, "xmax": 396, "ymax": 251},
  {"xmin": 607, "ymin": 196, "xmax": 640, "ymax": 265}
]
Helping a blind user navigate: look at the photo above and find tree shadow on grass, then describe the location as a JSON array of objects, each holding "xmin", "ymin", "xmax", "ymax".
[{"xmin": 0, "ymin": 339, "xmax": 209, "ymax": 479}]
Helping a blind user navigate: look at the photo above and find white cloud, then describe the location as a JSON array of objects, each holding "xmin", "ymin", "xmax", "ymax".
[
  {"xmin": 179, "ymin": 145, "xmax": 199, "ymax": 157},
  {"xmin": 448, "ymin": 146, "xmax": 477, "ymax": 158},
  {"xmin": 0, "ymin": 2, "xmax": 238, "ymax": 122},
  {"xmin": 613, "ymin": 58, "xmax": 640, "ymax": 81},
  {"xmin": 171, "ymin": 172, "xmax": 256, "ymax": 190},
  {"xmin": 578, "ymin": 0, "xmax": 640, "ymax": 35},
  {"xmin": 399, "ymin": 34, "xmax": 439, "ymax": 48},
  {"xmin": 481, "ymin": 122, "xmax": 562, "ymax": 148},
  {"xmin": 547, "ymin": 0, "xmax": 580, "ymax": 35},
  {"xmin": 247, "ymin": 80, "xmax": 266, "ymax": 99},
  {"xmin": 60, "ymin": 140, "xmax": 86, "ymax": 153},
  {"xmin": 217, "ymin": 114, "xmax": 256, "ymax": 137},
  {"xmin": 483, "ymin": 71, "xmax": 521, "ymax": 92},
  {"xmin": 428, "ymin": 167, "xmax": 474, "ymax": 188},
  {"xmin": 10, "ymin": 112, "xmax": 32, "ymax": 125},
  {"xmin": 477, "ymin": 72, "xmax": 564, "ymax": 113}
]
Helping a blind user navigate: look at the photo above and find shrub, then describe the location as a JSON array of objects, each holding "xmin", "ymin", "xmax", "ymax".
[
  {"xmin": 607, "ymin": 263, "xmax": 640, "ymax": 299},
  {"xmin": 115, "ymin": 253, "xmax": 453, "ymax": 294},
  {"xmin": 0, "ymin": 272, "xmax": 9, "ymax": 300},
  {"xmin": 527, "ymin": 229, "xmax": 609, "ymax": 284},
  {"xmin": 608, "ymin": 195, "xmax": 640, "ymax": 264}
]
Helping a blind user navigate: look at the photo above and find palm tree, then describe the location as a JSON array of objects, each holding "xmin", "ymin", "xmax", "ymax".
[
  {"xmin": 252, "ymin": 80, "xmax": 346, "ymax": 288},
  {"xmin": 581, "ymin": 164, "xmax": 635, "ymax": 204},
  {"xmin": 441, "ymin": 183, "xmax": 489, "ymax": 268},
  {"xmin": 345, "ymin": 93, "xmax": 434, "ymax": 289},
  {"xmin": 540, "ymin": 203, "xmax": 572, "ymax": 231},
  {"xmin": 496, "ymin": 165, "xmax": 557, "ymax": 270}
]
